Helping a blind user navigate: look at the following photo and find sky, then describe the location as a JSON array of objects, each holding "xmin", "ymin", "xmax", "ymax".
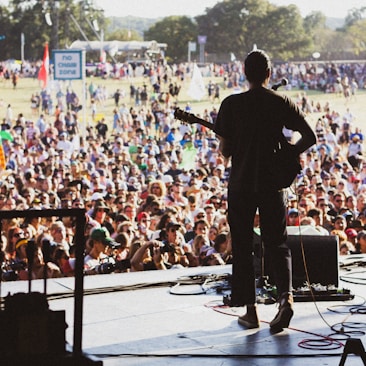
[
  {"xmin": 0, "ymin": 0, "xmax": 363, "ymax": 18},
  {"xmin": 93, "ymin": 0, "xmax": 365, "ymax": 19}
]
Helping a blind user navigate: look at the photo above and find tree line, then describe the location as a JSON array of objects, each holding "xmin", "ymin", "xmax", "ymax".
[{"xmin": 0, "ymin": 0, "xmax": 365, "ymax": 64}]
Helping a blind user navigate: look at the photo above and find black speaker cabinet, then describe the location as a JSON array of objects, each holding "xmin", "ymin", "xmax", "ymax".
[
  {"xmin": 253, "ymin": 231, "xmax": 339, "ymax": 289},
  {"xmin": 286, "ymin": 235, "xmax": 339, "ymax": 289}
]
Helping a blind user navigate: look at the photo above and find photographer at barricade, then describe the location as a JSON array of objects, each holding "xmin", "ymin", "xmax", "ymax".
[
  {"xmin": 214, "ymin": 49, "xmax": 316, "ymax": 332},
  {"xmin": 130, "ymin": 224, "xmax": 191, "ymax": 271},
  {"xmin": 84, "ymin": 227, "xmax": 126, "ymax": 275},
  {"xmin": 129, "ymin": 240, "xmax": 169, "ymax": 271}
]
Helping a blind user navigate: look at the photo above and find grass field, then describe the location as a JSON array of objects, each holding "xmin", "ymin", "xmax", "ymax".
[{"xmin": 1, "ymin": 74, "xmax": 366, "ymax": 134}]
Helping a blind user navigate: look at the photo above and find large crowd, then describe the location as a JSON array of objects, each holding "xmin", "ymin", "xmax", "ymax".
[{"xmin": 1, "ymin": 58, "xmax": 366, "ymax": 281}]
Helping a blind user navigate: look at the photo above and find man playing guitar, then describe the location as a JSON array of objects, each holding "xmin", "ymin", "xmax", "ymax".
[{"xmin": 214, "ymin": 50, "xmax": 316, "ymax": 332}]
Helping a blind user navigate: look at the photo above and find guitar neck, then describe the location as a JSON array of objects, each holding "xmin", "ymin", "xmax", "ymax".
[
  {"xmin": 191, "ymin": 116, "xmax": 215, "ymax": 131},
  {"xmin": 174, "ymin": 108, "xmax": 215, "ymax": 131}
]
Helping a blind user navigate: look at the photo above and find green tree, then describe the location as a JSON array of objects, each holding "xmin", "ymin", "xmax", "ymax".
[
  {"xmin": 3, "ymin": 0, "xmax": 107, "ymax": 60},
  {"xmin": 303, "ymin": 11, "xmax": 328, "ymax": 57},
  {"xmin": 0, "ymin": 6, "xmax": 15, "ymax": 60},
  {"xmin": 144, "ymin": 16, "xmax": 198, "ymax": 62},
  {"xmin": 195, "ymin": 0, "xmax": 271, "ymax": 60},
  {"xmin": 7, "ymin": 0, "xmax": 49, "ymax": 59},
  {"xmin": 345, "ymin": 7, "xmax": 366, "ymax": 28},
  {"xmin": 347, "ymin": 19, "xmax": 366, "ymax": 56},
  {"xmin": 106, "ymin": 29, "xmax": 142, "ymax": 42},
  {"xmin": 255, "ymin": 5, "xmax": 311, "ymax": 60},
  {"xmin": 195, "ymin": 0, "xmax": 310, "ymax": 61},
  {"xmin": 303, "ymin": 11, "xmax": 327, "ymax": 35}
]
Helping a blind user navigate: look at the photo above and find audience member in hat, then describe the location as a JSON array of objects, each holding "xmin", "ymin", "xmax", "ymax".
[
  {"xmin": 345, "ymin": 228, "xmax": 358, "ymax": 248},
  {"xmin": 84, "ymin": 227, "xmax": 120, "ymax": 275},
  {"xmin": 287, "ymin": 208, "xmax": 299, "ymax": 226},
  {"xmin": 115, "ymin": 219, "xmax": 135, "ymax": 238},
  {"xmin": 5, "ymin": 226, "xmax": 26, "ymax": 261},
  {"xmin": 157, "ymin": 221, "xmax": 196, "ymax": 268},
  {"xmin": 163, "ymin": 221, "xmax": 183, "ymax": 244},
  {"xmin": 136, "ymin": 211, "xmax": 153, "ymax": 240},
  {"xmin": 89, "ymin": 199, "xmax": 114, "ymax": 235}
]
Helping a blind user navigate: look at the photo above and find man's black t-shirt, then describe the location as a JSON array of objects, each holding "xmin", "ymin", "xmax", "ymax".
[{"xmin": 214, "ymin": 87, "xmax": 308, "ymax": 192}]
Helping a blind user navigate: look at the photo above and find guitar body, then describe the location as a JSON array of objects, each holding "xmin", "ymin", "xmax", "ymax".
[{"xmin": 270, "ymin": 139, "xmax": 301, "ymax": 189}]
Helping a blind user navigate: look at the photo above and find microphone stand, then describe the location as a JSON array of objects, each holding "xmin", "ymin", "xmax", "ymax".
[
  {"xmin": 42, "ymin": 240, "xmax": 51, "ymax": 295},
  {"xmin": 26, "ymin": 239, "xmax": 35, "ymax": 293}
]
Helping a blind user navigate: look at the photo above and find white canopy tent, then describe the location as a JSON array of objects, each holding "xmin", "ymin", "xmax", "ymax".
[{"xmin": 69, "ymin": 40, "xmax": 167, "ymax": 58}]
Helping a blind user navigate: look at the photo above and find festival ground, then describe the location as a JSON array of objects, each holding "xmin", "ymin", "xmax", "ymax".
[{"xmin": 2, "ymin": 73, "xmax": 366, "ymax": 134}]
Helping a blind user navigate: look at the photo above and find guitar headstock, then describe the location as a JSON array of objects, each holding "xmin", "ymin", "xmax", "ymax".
[{"xmin": 174, "ymin": 108, "xmax": 197, "ymax": 125}]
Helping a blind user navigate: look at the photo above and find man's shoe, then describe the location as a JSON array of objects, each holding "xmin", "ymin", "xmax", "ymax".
[
  {"xmin": 238, "ymin": 305, "xmax": 259, "ymax": 328},
  {"xmin": 270, "ymin": 292, "xmax": 294, "ymax": 333}
]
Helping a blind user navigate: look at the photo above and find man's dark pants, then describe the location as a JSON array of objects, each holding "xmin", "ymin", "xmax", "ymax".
[{"xmin": 228, "ymin": 189, "xmax": 292, "ymax": 306}]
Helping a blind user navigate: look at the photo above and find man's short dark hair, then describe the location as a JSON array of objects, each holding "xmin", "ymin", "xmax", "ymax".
[{"xmin": 244, "ymin": 49, "xmax": 271, "ymax": 83}]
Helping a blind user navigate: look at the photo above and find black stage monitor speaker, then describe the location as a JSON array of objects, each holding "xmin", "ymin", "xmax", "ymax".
[
  {"xmin": 286, "ymin": 235, "xmax": 339, "ymax": 289},
  {"xmin": 253, "ymin": 230, "xmax": 339, "ymax": 289}
]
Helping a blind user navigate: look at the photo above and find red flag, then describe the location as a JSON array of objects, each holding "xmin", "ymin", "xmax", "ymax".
[
  {"xmin": 0, "ymin": 141, "xmax": 6, "ymax": 170},
  {"xmin": 38, "ymin": 42, "xmax": 49, "ymax": 88}
]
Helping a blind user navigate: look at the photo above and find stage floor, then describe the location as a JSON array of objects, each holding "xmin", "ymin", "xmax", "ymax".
[{"xmin": 2, "ymin": 258, "xmax": 366, "ymax": 366}]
